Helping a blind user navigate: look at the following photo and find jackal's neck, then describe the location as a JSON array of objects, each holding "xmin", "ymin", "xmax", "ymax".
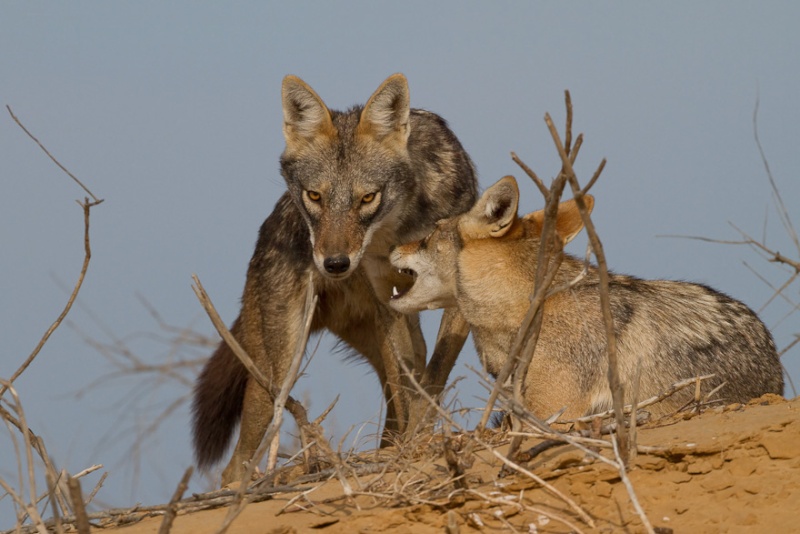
[{"xmin": 455, "ymin": 236, "xmax": 599, "ymax": 337}]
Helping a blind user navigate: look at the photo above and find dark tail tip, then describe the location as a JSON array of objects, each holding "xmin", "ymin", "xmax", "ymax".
[{"xmin": 191, "ymin": 338, "xmax": 248, "ymax": 469}]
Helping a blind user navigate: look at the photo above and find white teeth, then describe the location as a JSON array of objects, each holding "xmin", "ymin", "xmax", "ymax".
[{"xmin": 392, "ymin": 286, "xmax": 399, "ymax": 297}]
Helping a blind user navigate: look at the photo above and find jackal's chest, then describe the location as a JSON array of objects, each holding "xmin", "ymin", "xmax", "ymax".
[{"xmin": 313, "ymin": 267, "xmax": 381, "ymax": 325}]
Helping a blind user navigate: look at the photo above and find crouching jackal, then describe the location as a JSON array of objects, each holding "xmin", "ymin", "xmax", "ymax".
[
  {"xmin": 389, "ymin": 175, "xmax": 784, "ymax": 422},
  {"xmin": 192, "ymin": 74, "xmax": 477, "ymax": 485}
]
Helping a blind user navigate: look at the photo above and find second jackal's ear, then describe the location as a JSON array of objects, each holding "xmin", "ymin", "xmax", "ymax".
[
  {"xmin": 463, "ymin": 176, "xmax": 520, "ymax": 238},
  {"xmin": 282, "ymin": 75, "xmax": 336, "ymax": 150},
  {"xmin": 524, "ymin": 195, "xmax": 595, "ymax": 244},
  {"xmin": 357, "ymin": 73, "xmax": 411, "ymax": 147}
]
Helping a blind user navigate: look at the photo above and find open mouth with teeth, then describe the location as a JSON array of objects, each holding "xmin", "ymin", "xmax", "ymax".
[{"xmin": 390, "ymin": 268, "xmax": 416, "ymax": 299}]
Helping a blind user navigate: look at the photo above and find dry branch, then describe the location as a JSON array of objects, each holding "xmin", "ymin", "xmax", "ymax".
[
  {"xmin": 479, "ymin": 92, "xmax": 626, "ymax": 475},
  {"xmin": 463, "ymin": 91, "xmax": 653, "ymax": 528},
  {"xmin": 565, "ymin": 374, "xmax": 715, "ymax": 424},
  {"xmin": 0, "ymin": 200, "xmax": 101, "ymax": 398},
  {"xmin": 6, "ymin": 106, "xmax": 101, "ymax": 203},
  {"xmin": 1, "ymin": 106, "xmax": 108, "ymax": 533},
  {"xmin": 45, "ymin": 472, "xmax": 64, "ymax": 534},
  {"xmin": 753, "ymin": 96, "xmax": 799, "ymax": 253},
  {"xmin": 611, "ymin": 435, "xmax": 655, "ymax": 534},
  {"xmin": 66, "ymin": 477, "xmax": 90, "ymax": 534},
  {"xmin": 191, "ymin": 274, "xmax": 319, "ymax": 533},
  {"xmin": 158, "ymin": 467, "xmax": 193, "ymax": 534},
  {"xmin": 1, "ymin": 381, "xmax": 64, "ymax": 533},
  {"xmin": 543, "ymin": 107, "xmax": 627, "ymax": 463},
  {"xmin": 2, "ymin": 107, "xmax": 103, "ymax": 399}
]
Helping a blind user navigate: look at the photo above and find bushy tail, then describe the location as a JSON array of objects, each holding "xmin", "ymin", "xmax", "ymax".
[{"xmin": 191, "ymin": 317, "xmax": 249, "ymax": 469}]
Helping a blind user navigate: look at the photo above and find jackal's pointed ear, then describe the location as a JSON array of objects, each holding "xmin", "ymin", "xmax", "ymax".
[
  {"xmin": 463, "ymin": 176, "xmax": 520, "ymax": 238},
  {"xmin": 282, "ymin": 75, "xmax": 336, "ymax": 151},
  {"xmin": 357, "ymin": 73, "xmax": 411, "ymax": 147},
  {"xmin": 523, "ymin": 194, "xmax": 595, "ymax": 244}
]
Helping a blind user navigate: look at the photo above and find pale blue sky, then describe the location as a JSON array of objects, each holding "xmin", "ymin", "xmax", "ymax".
[{"xmin": 2, "ymin": 2, "xmax": 799, "ymax": 518}]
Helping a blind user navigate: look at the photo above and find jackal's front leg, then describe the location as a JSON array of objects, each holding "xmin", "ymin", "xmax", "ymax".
[
  {"xmin": 406, "ymin": 307, "xmax": 470, "ymax": 435},
  {"xmin": 220, "ymin": 270, "xmax": 314, "ymax": 486},
  {"xmin": 372, "ymin": 304, "xmax": 428, "ymax": 438}
]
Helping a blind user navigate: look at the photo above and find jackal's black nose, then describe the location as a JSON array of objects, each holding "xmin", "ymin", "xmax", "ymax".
[{"xmin": 324, "ymin": 255, "xmax": 350, "ymax": 274}]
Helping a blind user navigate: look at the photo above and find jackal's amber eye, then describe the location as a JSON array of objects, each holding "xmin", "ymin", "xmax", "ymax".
[
  {"xmin": 361, "ymin": 192, "xmax": 376, "ymax": 204},
  {"xmin": 307, "ymin": 190, "xmax": 321, "ymax": 202}
]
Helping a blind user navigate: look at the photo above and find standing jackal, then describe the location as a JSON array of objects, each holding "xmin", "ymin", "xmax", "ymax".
[
  {"xmin": 390, "ymin": 175, "xmax": 784, "ymax": 421},
  {"xmin": 192, "ymin": 74, "xmax": 477, "ymax": 484}
]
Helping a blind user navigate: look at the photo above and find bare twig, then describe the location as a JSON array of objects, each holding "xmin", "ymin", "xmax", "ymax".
[
  {"xmin": 510, "ymin": 151, "xmax": 548, "ymax": 198},
  {"xmin": 0, "ymin": 452, "xmax": 33, "ymax": 531},
  {"xmin": 158, "ymin": 467, "xmax": 194, "ymax": 534},
  {"xmin": 611, "ymin": 435, "xmax": 654, "ymax": 534},
  {"xmin": 665, "ymin": 232, "xmax": 800, "ymax": 275},
  {"xmin": 66, "ymin": 476, "xmax": 90, "ymax": 534},
  {"xmin": 1, "ymin": 115, "xmax": 105, "ymax": 531},
  {"xmin": 544, "ymin": 109, "xmax": 627, "ymax": 462},
  {"xmin": 476, "ymin": 153, "xmax": 570, "ymax": 432},
  {"xmin": 753, "ymin": 95, "xmax": 799, "ymax": 253},
  {"xmin": 1, "ymin": 381, "xmax": 51, "ymax": 533},
  {"xmin": 486, "ymin": 93, "xmax": 616, "ymax": 470},
  {"xmin": 466, "ymin": 489, "xmax": 585, "ymax": 534},
  {"xmin": 1, "ymin": 198, "xmax": 102, "ymax": 401},
  {"xmin": 566, "ymin": 374, "xmax": 715, "ymax": 424},
  {"xmin": 192, "ymin": 277, "xmax": 272, "ymax": 392},
  {"xmin": 2, "ymin": 107, "xmax": 103, "ymax": 398},
  {"xmin": 45, "ymin": 471, "xmax": 64, "ymax": 534},
  {"xmin": 85, "ymin": 472, "xmax": 108, "ymax": 506},
  {"xmin": 6, "ymin": 106, "xmax": 101, "ymax": 203},
  {"xmin": 1, "ymin": 106, "xmax": 102, "ymax": 408}
]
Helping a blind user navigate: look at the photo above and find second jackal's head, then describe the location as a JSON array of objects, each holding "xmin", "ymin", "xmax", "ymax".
[
  {"xmin": 280, "ymin": 73, "xmax": 417, "ymax": 280},
  {"xmin": 389, "ymin": 175, "xmax": 593, "ymax": 314}
]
